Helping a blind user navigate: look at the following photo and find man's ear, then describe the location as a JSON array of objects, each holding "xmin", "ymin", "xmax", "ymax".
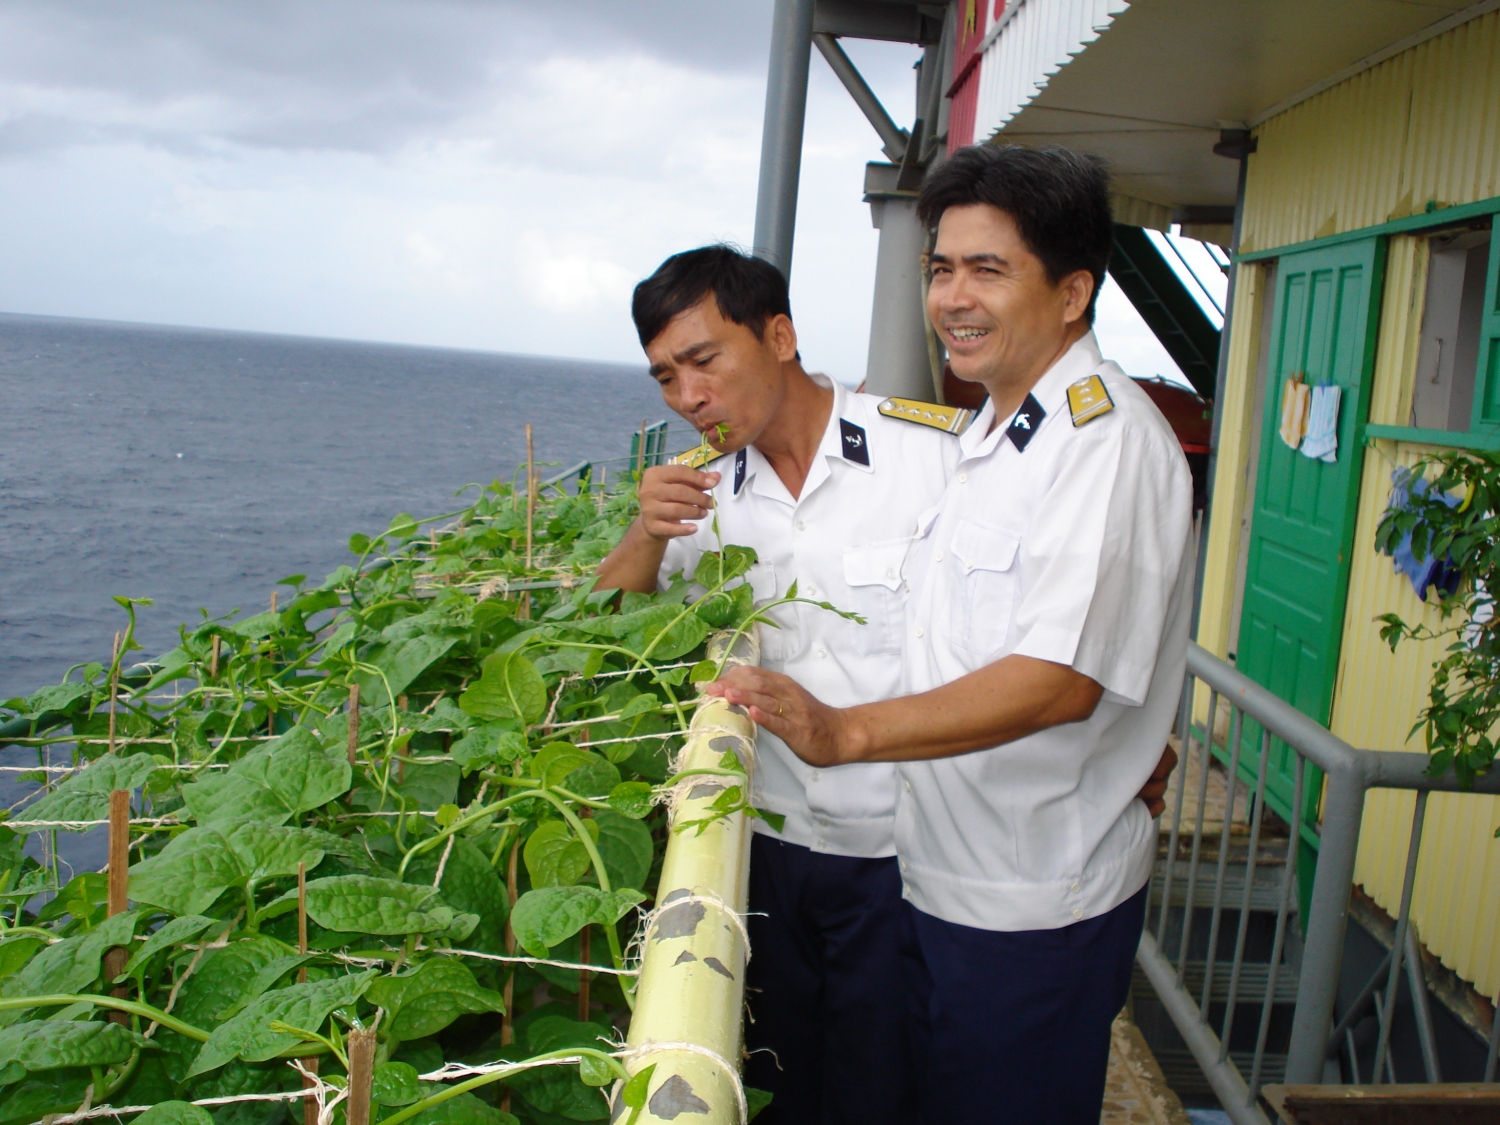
[
  {"xmin": 768, "ymin": 313, "xmax": 798, "ymax": 363},
  {"xmin": 1060, "ymin": 270, "xmax": 1095, "ymax": 326}
]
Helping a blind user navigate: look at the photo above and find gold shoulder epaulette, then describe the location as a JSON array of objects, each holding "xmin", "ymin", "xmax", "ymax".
[
  {"xmin": 1066, "ymin": 374, "xmax": 1114, "ymax": 427},
  {"xmin": 670, "ymin": 444, "xmax": 729, "ymax": 469},
  {"xmin": 877, "ymin": 397, "xmax": 974, "ymax": 435}
]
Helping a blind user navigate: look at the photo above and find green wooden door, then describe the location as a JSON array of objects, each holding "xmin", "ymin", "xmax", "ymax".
[{"xmin": 1235, "ymin": 237, "xmax": 1386, "ymax": 848}]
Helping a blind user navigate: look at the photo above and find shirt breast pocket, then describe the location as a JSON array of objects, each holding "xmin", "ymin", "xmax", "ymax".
[
  {"xmin": 841, "ymin": 540, "xmax": 910, "ymax": 654},
  {"xmin": 948, "ymin": 521, "xmax": 1021, "ymax": 658}
]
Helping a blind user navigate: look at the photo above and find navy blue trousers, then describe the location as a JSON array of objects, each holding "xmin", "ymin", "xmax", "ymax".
[
  {"xmin": 908, "ymin": 884, "xmax": 1148, "ymax": 1125},
  {"xmin": 744, "ymin": 834, "xmax": 921, "ymax": 1125}
]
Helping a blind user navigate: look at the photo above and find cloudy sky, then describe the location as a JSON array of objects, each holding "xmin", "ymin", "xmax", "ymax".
[{"xmin": 0, "ymin": 0, "xmax": 1206, "ymax": 384}]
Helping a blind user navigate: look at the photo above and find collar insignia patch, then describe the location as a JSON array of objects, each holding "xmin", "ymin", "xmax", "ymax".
[
  {"xmin": 839, "ymin": 418, "xmax": 870, "ymax": 465},
  {"xmin": 1067, "ymin": 374, "xmax": 1115, "ymax": 427},
  {"xmin": 877, "ymin": 397, "xmax": 974, "ymax": 435},
  {"xmin": 733, "ymin": 448, "xmax": 747, "ymax": 494},
  {"xmin": 671, "ymin": 443, "xmax": 728, "ymax": 470},
  {"xmin": 1006, "ymin": 393, "xmax": 1046, "ymax": 452}
]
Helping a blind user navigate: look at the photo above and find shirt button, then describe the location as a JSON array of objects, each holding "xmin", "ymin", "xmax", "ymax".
[
  {"xmin": 915, "ymin": 627, "xmax": 924, "ymax": 638},
  {"xmin": 934, "ymin": 550, "xmax": 945, "ymax": 563},
  {"xmin": 1070, "ymin": 882, "xmax": 1081, "ymax": 893},
  {"xmin": 795, "ymin": 520, "xmax": 806, "ymax": 531},
  {"xmin": 959, "ymin": 472, "xmax": 968, "ymax": 483},
  {"xmin": 1072, "ymin": 908, "xmax": 1083, "ymax": 920},
  {"xmin": 898, "ymin": 860, "xmax": 907, "ymax": 872},
  {"xmin": 886, "ymin": 568, "xmax": 896, "ymax": 579},
  {"xmin": 816, "ymin": 838, "xmax": 827, "ymax": 848},
  {"xmin": 817, "ymin": 648, "xmax": 828, "ymax": 659},
  {"xmin": 809, "ymin": 772, "xmax": 820, "ymax": 784},
  {"xmin": 903, "ymin": 780, "xmax": 912, "ymax": 792}
]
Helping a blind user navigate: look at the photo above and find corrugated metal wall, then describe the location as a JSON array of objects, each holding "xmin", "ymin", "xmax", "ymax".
[
  {"xmin": 1195, "ymin": 262, "xmax": 1268, "ymax": 664},
  {"xmin": 1331, "ymin": 235, "xmax": 1500, "ymax": 1000},
  {"xmin": 972, "ymin": 0, "xmax": 1128, "ymax": 141},
  {"xmin": 1240, "ymin": 10, "xmax": 1500, "ymax": 253},
  {"xmin": 1206, "ymin": 11, "xmax": 1500, "ymax": 1001}
]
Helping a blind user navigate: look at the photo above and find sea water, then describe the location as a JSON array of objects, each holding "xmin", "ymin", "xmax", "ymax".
[{"xmin": 1, "ymin": 311, "xmax": 688, "ymax": 867}]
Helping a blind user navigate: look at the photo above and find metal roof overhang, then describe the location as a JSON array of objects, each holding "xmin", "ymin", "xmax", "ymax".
[{"xmin": 990, "ymin": 0, "xmax": 1481, "ymax": 213}]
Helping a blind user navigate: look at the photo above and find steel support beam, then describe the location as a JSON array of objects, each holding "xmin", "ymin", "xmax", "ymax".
[
  {"xmin": 753, "ymin": 0, "xmax": 816, "ymax": 279},
  {"xmin": 1109, "ymin": 223, "xmax": 1221, "ymax": 398},
  {"xmin": 813, "ymin": 0, "xmax": 944, "ymax": 45},
  {"xmin": 813, "ymin": 33, "xmax": 909, "ymax": 162}
]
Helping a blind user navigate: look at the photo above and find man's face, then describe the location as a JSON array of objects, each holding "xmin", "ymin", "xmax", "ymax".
[
  {"xmin": 927, "ymin": 203, "xmax": 1091, "ymax": 388},
  {"xmin": 645, "ymin": 296, "xmax": 794, "ymax": 453}
]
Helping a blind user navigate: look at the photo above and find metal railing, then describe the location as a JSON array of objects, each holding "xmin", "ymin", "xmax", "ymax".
[{"xmin": 1139, "ymin": 642, "xmax": 1500, "ymax": 1124}]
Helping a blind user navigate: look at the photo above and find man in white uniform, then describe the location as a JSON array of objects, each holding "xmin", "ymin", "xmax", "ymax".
[
  {"xmin": 708, "ymin": 146, "xmax": 1194, "ymax": 1124},
  {"xmin": 595, "ymin": 245, "xmax": 966, "ymax": 1124}
]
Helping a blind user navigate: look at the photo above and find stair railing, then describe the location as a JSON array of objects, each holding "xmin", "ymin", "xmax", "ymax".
[{"xmin": 1139, "ymin": 642, "xmax": 1500, "ymax": 1125}]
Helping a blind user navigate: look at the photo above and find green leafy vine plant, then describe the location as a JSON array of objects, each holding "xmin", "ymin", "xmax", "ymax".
[
  {"xmin": 1375, "ymin": 450, "xmax": 1500, "ymax": 792},
  {"xmin": 0, "ymin": 464, "xmax": 834, "ymax": 1125}
]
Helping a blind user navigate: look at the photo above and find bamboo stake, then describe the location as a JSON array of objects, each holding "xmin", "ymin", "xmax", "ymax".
[
  {"xmin": 525, "ymin": 423, "xmax": 535, "ymax": 570},
  {"xmin": 107, "ymin": 632, "xmax": 121, "ymax": 756},
  {"xmin": 397, "ymin": 694, "xmax": 409, "ymax": 783},
  {"xmin": 346, "ymin": 1027, "xmax": 377, "ymax": 1125},
  {"xmin": 209, "ymin": 634, "xmax": 221, "ymax": 680},
  {"xmin": 636, "ymin": 419, "xmax": 647, "ymax": 477},
  {"xmin": 501, "ymin": 838, "xmax": 521, "ymax": 1046},
  {"xmin": 297, "ymin": 862, "xmax": 317, "ymax": 1125},
  {"xmin": 104, "ymin": 789, "xmax": 130, "ymax": 1024},
  {"xmin": 500, "ymin": 834, "xmax": 521, "ymax": 1116},
  {"xmin": 346, "ymin": 685, "xmax": 361, "ymax": 767},
  {"xmin": 267, "ymin": 592, "xmax": 280, "ymax": 735},
  {"xmin": 578, "ymin": 926, "xmax": 591, "ymax": 1021}
]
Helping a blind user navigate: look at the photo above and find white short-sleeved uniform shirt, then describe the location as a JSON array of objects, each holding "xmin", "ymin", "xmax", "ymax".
[
  {"xmin": 660, "ymin": 374, "xmax": 961, "ymax": 857},
  {"xmin": 897, "ymin": 333, "xmax": 1194, "ymax": 932}
]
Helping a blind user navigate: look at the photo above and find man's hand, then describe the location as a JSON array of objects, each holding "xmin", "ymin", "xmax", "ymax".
[
  {"xmin": 638, "ymin": 464, "xmax": 720, "ymax": 541},
  {"xmin": 1137, "ymin": 744, "xmax": 1177, "ymax": 818},
  {"xmin": 595, "ymin": 464, "xmax": 719, "ymax": 593},
  {"xmin": 704, "ymin": 667, "xmax": 854, "ymax": 767}
]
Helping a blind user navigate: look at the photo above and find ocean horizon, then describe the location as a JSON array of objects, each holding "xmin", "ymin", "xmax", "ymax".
[{"xmin": 1, "ymin": 309, "xmax": 694, "ymax": 702}]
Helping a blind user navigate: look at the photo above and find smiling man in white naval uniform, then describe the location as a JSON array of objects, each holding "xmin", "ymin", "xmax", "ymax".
[
  {"xmin": 708, "ymin": 147, "xmax": 1195, "ymax": 1124},
  {"xmin": 595, "ymin": 245, "xmax": 966, "ymax": 1124}
]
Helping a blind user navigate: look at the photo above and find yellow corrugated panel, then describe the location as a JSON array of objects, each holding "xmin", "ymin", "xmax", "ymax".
[
  {"xmin": 1331, "ymin": 234, "xmax": 1500, "ymax": 1000},
  {"xmin": 1240, "ymin": 11, "xmax": 1500, "ymax": 253},
  {"xmin": 1196, "ymin": 262, "xmax": 1269, "ymax": 662}
]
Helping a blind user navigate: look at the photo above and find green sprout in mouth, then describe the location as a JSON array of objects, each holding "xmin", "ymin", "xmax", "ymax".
[{"xmin": 698, "ymin": 422, "xmax": 730, "ymax": 460}]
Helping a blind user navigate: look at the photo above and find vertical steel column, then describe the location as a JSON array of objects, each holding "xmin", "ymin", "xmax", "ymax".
[
  {"xmin": 752, "ymin": 0, "xmax": 815, "ymax": 279},
  {"xmin": 1284, "ymin": 760, "xmax": 1368, "ymax": 1083}
]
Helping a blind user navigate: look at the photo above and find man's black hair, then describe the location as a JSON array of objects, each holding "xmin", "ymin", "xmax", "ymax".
[
  {"xmin": 918, "ymin": 144, "xmax": 1113, "ymax": 324},
  {"xmin": 632, "ymin": 244, "xmax": 792, "ymax": 348}
]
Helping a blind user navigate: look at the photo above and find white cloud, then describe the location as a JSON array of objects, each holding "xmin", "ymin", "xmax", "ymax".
[{"xmin": 0, "ymin": 3, "xmax": 1186, "ymax": 386}]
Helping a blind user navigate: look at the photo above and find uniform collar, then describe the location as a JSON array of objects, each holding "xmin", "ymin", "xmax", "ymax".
[
  {"xmin": 959, "ymin": 331, "xmax": 1104, "ymax": 459},
  {"xmin": 738, "ymin": 374, "xmax": 871, "ymax": 505}
]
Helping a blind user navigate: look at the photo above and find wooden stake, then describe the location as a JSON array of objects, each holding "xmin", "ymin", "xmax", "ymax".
[
  {"xmin": 397, "ymin": 694, "xmax": 409, "ymax": 783},
  {"xmin": 636, "ymin": 419, "xmax": 647, "ymax": 477},
  {"xmin": 107, "ymin": 632, "xmax": 121, "ymax": 755},
  {"xmin": 500, "ymin": 838, "xmax": 521, "ymax": 1047},
  {"xmin": 266, "ymin": 592, "xmax": 281, "ymax": 735},
  {"xmin": 598, "ymin": 466, "xmax": 607, "ymax": 514},
  {"xmin": 210, "ymin": 634, "xmax": 221, "ymax": 679},
  {"xmin": 297, "ymin": 862, "xmax": 309, "ymax": 968},
  {"xmin": 524, "ymin": 423, "xmax": 535, "ymax": 570},
  {"xmin": 104, "ymin": 789, "xmax": 130, "ymax": 1023},
  {"xmin": 578, "ymin": 926, "xmax": 591, "ymax": 1021},
  {"xmin": 346, "ymin": 684, "xmax": 361, "ymax": 767},
  {"xmin": 346, "ymin": 1027, "xmax": 377, "ymax": 1125},
  {"xmin": 297, "ymin": 861, "xmax": 318, "ymax": 1125}
]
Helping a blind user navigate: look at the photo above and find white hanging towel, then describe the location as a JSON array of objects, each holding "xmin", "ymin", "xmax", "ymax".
[
  {"xmin": 1301, "ymin": 384, "xmax": 1342, "ymax": 463},
  {"xmin": 1278, "ymin": 375, "xmax": 1310, "ymax": 449}
]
